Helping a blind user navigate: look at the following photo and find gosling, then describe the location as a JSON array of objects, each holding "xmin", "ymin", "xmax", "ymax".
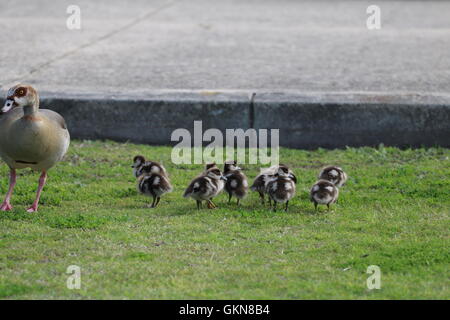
[
  {"xmin": 319, "ymin": 166, "xmax": 347, "ymax": 187},
  {"xmin": 223, "ymin": 160, "xmax": 248, "ymax": 205},
  {"xmin": 310, "ymin": 179, "xmax": 339, "ymax": 211},
  {"xmin": 266, "ymin": 167, "xmax": 296, "ymax": 212},
  {"xmin": 137, "ymin": 161, "xmax": 172, "ymax": 208},
  {"xmin": 251, "ymin": 164, "xmax": 296, "ymax": 205},
  {"xmin": 132, "ymin": 155, "xmax": 167, "ymax": 178},
  {"xmin": 183, "ymin": 167, "xmax": 227, "ymax": 210}
]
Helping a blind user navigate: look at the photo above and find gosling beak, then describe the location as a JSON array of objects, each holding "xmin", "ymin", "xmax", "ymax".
[
  {"xmin": 289, "ymin": 173, "xmax": 297, "ymax": 183},
  {"xmin": 2, "ymin": 98, "xmax": 15, "ymax": 113},
  {"xmin": 220, "ymin": 176, "xmax": 227, "ymax": 181}
]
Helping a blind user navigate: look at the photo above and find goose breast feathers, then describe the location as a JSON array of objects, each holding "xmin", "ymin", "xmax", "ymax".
[{"xmin": 0, "ymin": 107, "xmax": 70, "ymax": 170}]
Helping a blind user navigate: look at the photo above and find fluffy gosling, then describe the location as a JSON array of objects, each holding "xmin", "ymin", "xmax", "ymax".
[
  {"xmin": 266, "ymin": 167, "xmax": 296, "ymax": 211},
  {"xmin": 319, "ymin": 166, "xmax": 347, "ymax": 187},
  {"xmin": 137, "ymin": 163, "xmax": 173, "ymax": 208},
  {"xmin": 250, "ymin": 173, "xmax": 273, "ymax": 205},
  {"xmin": 251, "ymin": 164, "xmax": 296, "ymax": 205},
  {"xmin": 183, "ymin": 167, "xmax": 227, "ymax": 210},
  {"xmin": 223, "ymin": 160, "xmax": 248, "ymax": 205},
  {"xmin": 132, "ymin": 155, "xmax": 167, "ymax": 178},
  {"xmin": 310, "ymin": 179, "xmax": 339, "ymax": 211}
]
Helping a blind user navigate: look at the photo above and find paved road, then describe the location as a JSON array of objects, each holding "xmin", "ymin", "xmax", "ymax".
[{"xmin": 1, "ymin": 0, "xmax": 449, "ymax": 97}]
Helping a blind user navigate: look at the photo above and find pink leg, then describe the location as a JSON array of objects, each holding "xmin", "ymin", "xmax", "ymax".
[
  {"xmin": 27, "ymin": 171, "xmax": 47, "ymax": 213},
  {"xmin": 1, "ymin": 169, "xmax": 16, "ymax": 211}
]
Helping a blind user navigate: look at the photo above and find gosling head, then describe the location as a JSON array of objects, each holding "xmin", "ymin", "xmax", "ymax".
[
  {"xmin": 132, "ymin": 155, "xmax": 146, "ymax": 168},
  {"xmin": 276, "ymin": 166, "xmax": 297, "ymax": 183},
  {"xmin": 205, "ymin": 162, "xmax": 217, "ymax": 171},
  {"xmin": 276, "ymin": 166, "xmax": 290, "ymax": 177},
  {"xmin": 224, "ymin": 160, "xmax": 240, "ymax": 173},
  {"xmin": 3, "ymin": 84, "xmax": 39, "ymax": 113},
  {"xmin": 206, "ymin": 168, "xmax": 227, "ymax": 181},
  {"xmin": 132, "ymin": 155, "xmax": 146, "ymax": 178}
]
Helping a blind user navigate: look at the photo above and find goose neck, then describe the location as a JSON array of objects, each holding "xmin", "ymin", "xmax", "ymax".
[{"xmin": 23, "ymin": 101, "xmax": 39, "ymax": 116}]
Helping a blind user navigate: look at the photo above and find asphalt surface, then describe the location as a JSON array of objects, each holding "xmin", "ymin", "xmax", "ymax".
[
  {"xmin": 1, "ymin": 0, "xmax": 449, "ymax": 148},
  {"xmin": 1, "ymin": 0, "xmax": 449, "ymax": 97}
]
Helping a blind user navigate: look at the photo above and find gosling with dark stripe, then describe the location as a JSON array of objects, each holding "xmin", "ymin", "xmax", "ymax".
[
  {"xmin": 310, "ymin": 179, "xmax": 339, "ymax": 211},
  {"xmin": 319, "ymin": 166, "xmax": 347, "ymax": 187},
  {"xmin": 183, "ymin": 167, "xmax": 227, "ymax": 210},
  {"xmin": 132, "ymin": 155, "xmax": 167, "ymax": 179},
  {"xmin": 223, "ymin": 160, "xmax": 248, "ymax": 205},
  {"xmin": 266, "ymin": 167, "xmax": 296, "ymax": 211},
  {"xmin": 251, "ymin": 164, "xmax": 297, "ymax": 205},
  {"xmin": 137, "ymin": 162, "xmax": 172, "ymax": 208}
]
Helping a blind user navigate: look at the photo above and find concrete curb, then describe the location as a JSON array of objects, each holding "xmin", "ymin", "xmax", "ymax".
[{"xmin": 1, "ymin": 91, "xmax": 449, "ymax": 149}]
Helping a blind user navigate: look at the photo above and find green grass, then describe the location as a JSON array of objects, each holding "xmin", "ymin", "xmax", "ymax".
[{"xmin": 0, "ymin": 140, "xmax": 448, "ymax": 299}]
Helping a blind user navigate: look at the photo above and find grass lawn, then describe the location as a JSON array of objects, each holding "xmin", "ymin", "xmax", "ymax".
[{"xmin": 0, "ymin": 140, "xmax": 448, "ymax": 299}]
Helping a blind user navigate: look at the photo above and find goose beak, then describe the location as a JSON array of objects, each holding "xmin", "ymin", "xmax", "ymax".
[
  {"xmin": 220, "ymin": 176, "xmax": 227, "ymax": 181},
  {"xmin": 2, "ymin": 99, "xmax": 15, "ymax": 113}
]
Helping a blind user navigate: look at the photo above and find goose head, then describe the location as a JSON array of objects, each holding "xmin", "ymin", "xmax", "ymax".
[{"xmin": 3, "ymin": 84, "xmax": 39, "ymax": 113}]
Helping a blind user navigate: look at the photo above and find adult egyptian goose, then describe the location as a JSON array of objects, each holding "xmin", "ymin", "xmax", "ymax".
[{"xmin": 0, "ymin": 84, "xmax": 70, "ymax": 212}]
